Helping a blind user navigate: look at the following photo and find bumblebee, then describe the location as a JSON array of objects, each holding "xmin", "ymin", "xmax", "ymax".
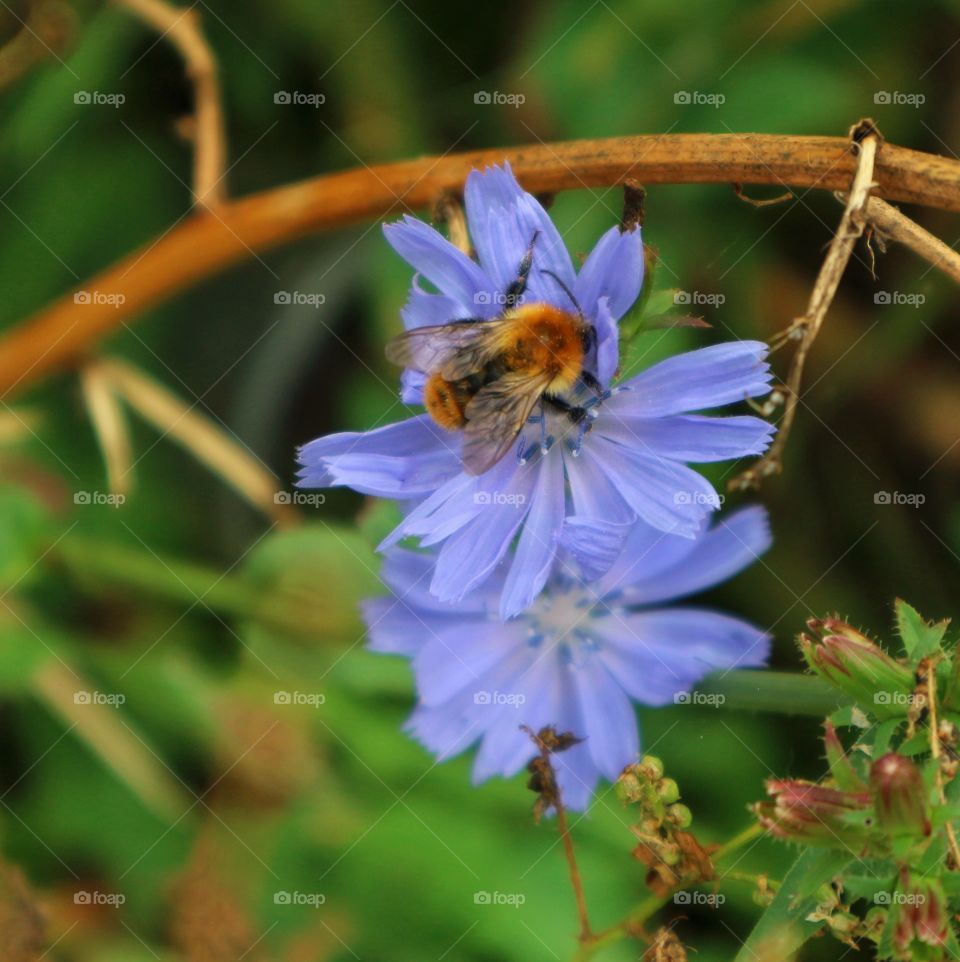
[{"xmin": 386, "ymin": 235, "xmax": 599, "ymax": 475}]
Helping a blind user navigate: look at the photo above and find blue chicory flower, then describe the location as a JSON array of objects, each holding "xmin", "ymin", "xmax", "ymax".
[
  {"xmin": 299, "ymin": 163, "xmax": 775, "ymax": 618},
  {"xmin": 363, "ymin": 506, "xmax": 773, "ymax": 811}
]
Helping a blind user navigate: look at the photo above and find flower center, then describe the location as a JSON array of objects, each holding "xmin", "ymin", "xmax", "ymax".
[
  {"xmin": 523, "ymin": 583, "xmax": 603, "ymax": 664},
  {"xmin": 517, "ymin": 386, "xmax": 619, "ymax": 464}
]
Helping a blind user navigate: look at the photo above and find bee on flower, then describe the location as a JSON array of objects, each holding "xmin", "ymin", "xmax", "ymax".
[{"xmin": 298, "ymin": 163, "xmax": 775, "ymax": 617}]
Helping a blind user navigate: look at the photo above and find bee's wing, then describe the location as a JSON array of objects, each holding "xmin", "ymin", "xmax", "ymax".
[
  {"xmin": 461, "ymin": 371, "xmax": 551, "ymax": 475},
  {"xmin": 385, "ymin": 319, "xmax": 503, "ymax": 379}
]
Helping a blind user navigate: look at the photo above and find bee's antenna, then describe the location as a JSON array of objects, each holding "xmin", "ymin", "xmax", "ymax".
[{"xmin": 540, "ymin": 268, "xmax": 585, "ymax": 322}]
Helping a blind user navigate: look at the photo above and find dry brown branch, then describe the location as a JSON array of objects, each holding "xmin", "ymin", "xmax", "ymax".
[
  {"xmin": 863, "ymin": 196, "xmax": 960, "ymax": 285},
  {"xmin": 98, "ymin": 358, "xmax": 298, "ymax": 526},
  {"xmin": 733, "ymin": 121, "xmax": 881, "ymax": 488},
  {"xmin": 114, "ymin": 0, "xmax": 227, "ymax": 208},
  {"xmin": 2, "ymin": 131, "xmax": 960, "ymax": 400}
]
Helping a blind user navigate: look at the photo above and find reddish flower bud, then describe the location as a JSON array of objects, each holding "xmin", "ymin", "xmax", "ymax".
[
  {"xmin": 800, "ymin": 618, "xmax": 915, "ymax": 715},
  {"xmin": 891, "ymin": 870, "xmax": 949, "ymax": 959},
  {"xmin": 756, "ymin": 778, "xmax": 872, "ymax": 846},
  {"xmin": 870, "ymin": 753, "xmax": 931, "ymax": 837}
]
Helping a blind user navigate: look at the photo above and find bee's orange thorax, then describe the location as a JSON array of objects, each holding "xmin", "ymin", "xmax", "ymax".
[{"xmin": 499, "ymin": 303, "xmax": 585, "ymax": 392}]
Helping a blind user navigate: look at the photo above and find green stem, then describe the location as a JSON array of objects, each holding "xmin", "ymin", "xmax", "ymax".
[
  {"xmin": 56, "ymin": 536, "xmax": 259, "ymax": 619},
  {"xmin": 572, "ymin": 819, "xmax": 768, "ymax": 961},
  {"xmin": 697, "ymin": 670, "xmax": 849, "ymax": 716}
]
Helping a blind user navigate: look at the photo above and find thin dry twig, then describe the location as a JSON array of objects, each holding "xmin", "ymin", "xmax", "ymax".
[
  {"xmin": 80, "ymin": 359, "xmax": 134, "ymax": 498},
  {"xmin": 862, "ymin": 196, "xmax": 960, "ymax": 285},
  {"xmin": 3, "ymin": 131, "xmax": 960, "ymax": 399},
  {"xmin": 733, "ymin": 120, "xmax": 882, "ymax": 489},
  {"xmin": 732, "ymin": 182, "xmax": 794, "ymax": 207},
  {"xmin": 114, "ymin": 0, "xmax": 227, "ymax": 208},
  {"xmin": 523, "ymin": 726, "xmax": 593, "ymax": 942},
  {"xmin": 98, "ymin": 358, "xmax": 299, "ymax": 526}
]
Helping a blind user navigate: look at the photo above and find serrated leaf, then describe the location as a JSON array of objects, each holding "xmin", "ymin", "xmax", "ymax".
[
  {"xmin": 896, "ymin": 598, "xmax": 948, "ymax": 660},
  {"xmin": 733, "ymin": 848, "xmax": 855, "ymax": 961},
  {"xmin": 871, "ymin": 718, "xmax": 904, "ymax": 758},
  {"xmin": 831, "ymin": 705, "xmax": 872, "ymax": 729}
]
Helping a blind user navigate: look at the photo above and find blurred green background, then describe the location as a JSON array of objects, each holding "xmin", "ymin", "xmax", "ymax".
[{"xmin": 1, "ymin": 0, "xmax": 959, "ymax": 958}]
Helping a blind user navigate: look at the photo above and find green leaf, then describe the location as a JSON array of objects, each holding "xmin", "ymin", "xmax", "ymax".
[
  {"xmin": 871, "ymin": 718, "xmax": 904, "ymax": 757},
  {"xmin": 895, "ymin": 598, "xmax": 948, "ymax": 660},
  {"xmin": 733, "ymin": 848, "xmax": 856, "ymax": 962}
]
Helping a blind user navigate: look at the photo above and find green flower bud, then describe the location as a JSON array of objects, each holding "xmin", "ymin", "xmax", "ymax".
[
  {"xmin": 657, "ymin": 778, "xmax": 680, "ymax": 803},
  {"xmin": 800, "ymin": 618, "xmax": 915, "ymax": 716}
]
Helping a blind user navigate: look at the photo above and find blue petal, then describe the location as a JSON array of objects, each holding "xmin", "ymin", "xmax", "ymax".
[
  {"xmin": 471, "ymin": 647, "xmax": 563, "ymax": 782},
  {"xmin": 574, "ymin": 224, "xmax": 644, "ymax": 321},
  {"xmin": 597, "ymin": 608, "xmax": 771, "ymax": 706},
  {"xmin": 600, "ymin": 414, "xmax": 775, "ymax": 462},
  {"xmin": 383, "ymin": 216, "xmax": 495, "ymax": 315},
  {"xmin": 566, "ymin": 443, "xmax": 635, "ymax": 525},
  {"xmin": 500, "ymin": 448, "xmax": 565, "ymax": 618},
  {"xmin": 597, "ymin": 520, "xmax": 701, "ymax": 599},
  {"xmin": 297, "ymin": 414, "xmax": 460, "ymax": 497},
  {"xmin": 400, "ymin": 274, "xmax": 468, "ymax": 330},
  {"xmin": 429, "ymin": 460, "xmax": 539, "ymax": 602},
  {"xmin": 414, "ymin": 620, "xmax": 528, "ymax": 707},
  {"xmin": 590, "ymin": 434, "xmax": 720, "ymax": 535},
  {"xmin": 593, "ymin": 296, "xmax": 619, "ymax": 386},
  {"xmin": 400, "ymin": 369, "xmax": 426, "ymax": 405},
  {"xmin": 573, "ymin": 655, "xmax": 639, "ymax": 780},
  {"xmin": 611, "ymin": 341, "xmax": 772, "ymax": 417},
  {"xmin": 464, "ymin": 163, "xmax": 575, "ymax": 303},
  {"xmin": 379, "ymin": 547, "xmax": 487, "ymax": 616},
  {"xmin": 620, "ymin": 507, "xmax": 772, "ymax": 606},
  {"xmin": 559, "ymin": 517, "xmax": 632, "ymax": 582}
]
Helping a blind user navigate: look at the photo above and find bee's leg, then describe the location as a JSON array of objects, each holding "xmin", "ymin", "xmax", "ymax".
[
  {"xmin": 503, "ymin": 230, "xmax": 540, "ymax": 307},
  {"xmin": 538, "ymin": 398, "xmax": 550, "ymax": 454}
]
